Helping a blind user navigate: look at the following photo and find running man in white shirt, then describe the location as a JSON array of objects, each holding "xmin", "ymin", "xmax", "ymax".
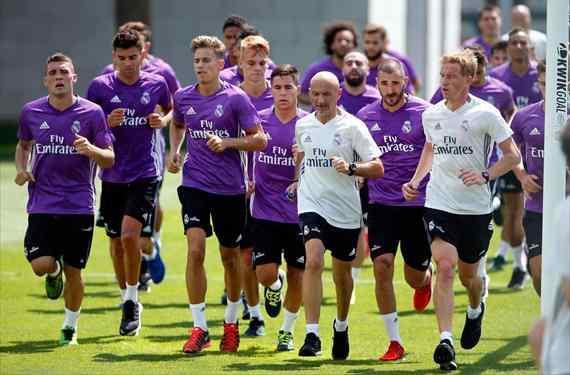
[
  {"xmin": 403, "ymin": 50, "xmax": 520, "ymax": 371},
  {"xmin": 295, "ymin": 72, "xmax": 383, "ymax": 360}
]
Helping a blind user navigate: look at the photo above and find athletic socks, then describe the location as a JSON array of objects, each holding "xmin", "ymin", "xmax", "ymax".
[
  {"xmin": 190, "ymin": 302, "xmax": 207, "ymax": 331},
  {"xmin": 281, "ymin": 308, "xmax": 298, "ymax": 333},
  {"xmin": 334, "ymin": 318, "xmax": 348, "ymax": 332},
  {"xmin": 48, "ymin": 260, "xmax": 61, "ymax": 277},
  {"xmin": 225, "ymin": 299, "xmax": 241, "ymax": 324},
  {"xmin": 477, "ymin": 256, "xmax": 487, "ymax": 277},
  {"xmin": 467, "ymin": 304, "xmax": 482, "ymax": 320},
  {"xmin": 381, "ymin": 312, "xmax": 402, "ymax": 343},
  {"xmin": 512, "ymin": 244, "xmax": 526, "ymax": 271},
  {"xmin": 496, "ymin": 240, "xmax": 510, "ymax": 258},
  {"xmin": 269, "ymin": 278, "xmax": 282, "ymax": 291},
  {"xmin": 125, "ymin": 283, "xmax": 138, "ymax": 302},
  {"xmin": 247, "ymin": 304, "xmax": 263, "ymax": 320},
  {"xmin": 306, "ymin": 323, "xmax": 319, "ymax": 337},
  {"xmin": 440, "ymin": 331, "xmax": 453, "ymax": 345},
  {"xmin": 351, "ymin": 267, "xmax": 361, "ymax": 282},
  {"xmin": 62, "ymin": 307, "xmax": 80, "ymax": 329}
]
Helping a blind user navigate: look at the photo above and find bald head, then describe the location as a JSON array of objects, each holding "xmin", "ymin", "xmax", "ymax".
[
  {"xmin": 512, "ymin": 5, "xmax": 531, "ymax": 29},
  {"xmin": 310, "ymin": 71, "xmax": 340, "ymax": 90},
  {"xmin": 309, "ymin": 71, "xmax": 341, "ymax": 120}
]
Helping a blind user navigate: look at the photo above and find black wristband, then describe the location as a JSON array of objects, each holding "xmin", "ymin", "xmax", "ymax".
[{"xmin": 348, "ymin": 163, "xmax": 357, "ymax": 176}]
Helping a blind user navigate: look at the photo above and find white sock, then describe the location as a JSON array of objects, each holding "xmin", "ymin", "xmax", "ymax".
[
  {"xmin": 247, "ymin": 304, "xmax": 263, "ymax": 320},
  {"xmin": 225, "ymin": 299, "xmax": 240, "ymax": 323},
  {"xmin": 306, "ymin": 323, "xmax": 319, "ymax": 336},
  {"xmin": 120, "ymin": 288, "xmax": 126, "ymax": 302},
  {"xmin": 477, "ymin": 257, "xmax": 487, "ymax": 278},
  {"xmin": 381, "ymin": 312, "xmax": 402, "ymax": 343},
  {"xmin": 512, "ymin": 245, "xmax": 526, "ymax": 271},
  {"xmin": 62, "ymin": 307, "xmax": 80, "ymax": 329},
  {"xmin": 496, "ymin": 240, "xmax": 510, "ymax": 258},
  {"xmin": 334, "ymin": 318, "xmax": 348, "ymax": 332},
  {"xmin": 190, "ymin": 303, "xmax": 207, "ymax": 330},
  {"xmin": 48, "ymin": 260, "xmax": 61, "ymax": 277},
  {"xmin": 281, "ymin": 308, "xmax": 298, "ymax": 333},
  {"xmin": 143, "ymin": 247, "xmax": 157, "ymax": 261},
  {"xmin": 467, "ymin": 303, "xmax": 482, "ymax": 319},
  {"xmin": 269, "ymin": 278, "xmax": 282, "ymax": 291},
  {"xmin": 440, "ymin": 331, "xmax": 453, "ymax": 344},
  {"xmin": 351, "ymin": 267, "xmax": 361, "ymax": 282},
  {"xmin": 125, "ymin": 283, "xmax": 138, "ymax": 302}
]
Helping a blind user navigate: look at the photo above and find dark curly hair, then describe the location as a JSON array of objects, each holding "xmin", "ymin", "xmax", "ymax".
[{"xmin": 322, "ymin": 20, "xmax": 358, "ymax": 55}]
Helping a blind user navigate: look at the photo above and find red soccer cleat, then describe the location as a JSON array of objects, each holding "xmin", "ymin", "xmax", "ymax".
[
  {"xmin": 183, "ymin": 327, "xmax": 211, "ymax": 354},
  {"xmin": 379, "ymin": 340, "xmax": 406, "ymax": 361},
  {"xmin": 220, "ymin": 322, "xmax": 240, "ymax": 352},
  {"xmin": 413, "ymin": 266, "xmax": 432, "ymax": 311}
]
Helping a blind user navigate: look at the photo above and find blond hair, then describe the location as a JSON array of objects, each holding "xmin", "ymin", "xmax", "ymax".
[
  {"xmin": 240, "ymin": 35, "xmax": 270, "ymax": 59},
  {"xmin": 191, "ymin": 35, "xmax": 226, "ymax": 59},
  {"xmin": 441, "ymin": 50, "xmax": 477, "ymax": 77}
]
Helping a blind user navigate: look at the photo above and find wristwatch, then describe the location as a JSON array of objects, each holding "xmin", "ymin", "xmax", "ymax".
[
  {"xmin": 348, "ymin": 163, "xmax": 357, "ymax": 176},
  {"xmin": 481, "ymin": 171, "xmax": 490, "ymax": 183}
]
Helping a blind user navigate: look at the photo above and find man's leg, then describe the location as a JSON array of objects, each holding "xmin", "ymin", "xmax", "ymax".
[
  {"xmin": 504, "ymin": 192, "xmax": 527, "ymax": 289},
  {"xmin": 109, "ymin": 238, "xmax": 126, "ymax": 301},
  {"xmin": 350, "ymin": 227, "xmax": 367, "ymax": 304},
  {"xmin": 241, "ymin": 247, "xmax": 265, "ymax": 336},
  {"xmin": 457, "ymin": 259, "xmax": 485, "ymax": 350},
  {"xmin": 60, "ymin": 265, "xmax": 83, "ymax": 345}
]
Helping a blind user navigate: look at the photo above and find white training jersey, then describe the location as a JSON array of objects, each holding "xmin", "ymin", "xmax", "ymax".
[
  {"xmin": 422, "ymin": 95, "xmax": 512, "ymax": 215},
  {"xmin": 296, "ymin": 108, "xmax": 381, "ymax": 229}
]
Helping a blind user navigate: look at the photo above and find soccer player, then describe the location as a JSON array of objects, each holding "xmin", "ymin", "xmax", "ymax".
[
  {"xmin": 511, "ymin": 60, "xmax": 546, "ymax": 295},
  {"xmin": 221, "ymin": 15, "xmax": 248, "ymax": 69},
  {"xmin": 296, "ymin": 71, "xmax": 383, "ymax": 359},
  {"xmin": 237, "ymin": 34, "xmax": 274, "ymax": 337},
  {"xmin": 362, "ymin": 24, "xmax": 419, "ymax": 93},
  {"xmin": 357, "ymin": 59, "xmax": 432, "ymax": 361},
  {"xmin": 252, "ymin": 64, "xmax": 308, "ymax": 351},
  {"xmin": 403, "ymin": 50, "xmax": 520, "ymax": 370},
  {"xmin": 16, "ymin": 53, "xmax": 114, "ymax": 345},
  {"xmin": 299, "ymin": 21, "xmax": 358, "ymax": 105},
  {"xmin": 87, "ymin": 30, "xmax": 172, "ymax": 336},
  {"xmin": 489, "ymin": 41, "xmax": 509, "ymax": 68},
  {"xmin": 168, "ymin": 35, "xmax": 266, "ymax": 354},
  {"xmin": 489, "ymin": 28, "xmax": 541, "ymax": 288},
  {"xmin": 463, "ymin": 4, "xmax": 502, "ymax": 60},
  {"xmin": 501, "ymin": 5, "xmax": 546, "ymax": 61}
]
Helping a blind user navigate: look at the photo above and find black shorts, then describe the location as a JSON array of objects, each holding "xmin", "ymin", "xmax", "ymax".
[
  {"xmin": 299, "ymin": 212, "xmax": 361, "ymax": 262},
  {"xmin": 240, "ymin": 199, "xmax": 255, "ymax": 250},
  {"xmin": 523, "ymin": 210, "xmax": 542, "ymax": 259},
  {"xmin": 252, "ymin": 219, "xmax": 305, "ymax": 269},
  {"xmin": 100, "ymin": 178, "xmax": 160, "ymax": 238},
  {"xmin": 360, "ymin": 184, "xmax": 369, "ymax": 224},
  {"xmin": 499, "ymin": 171, "xmax": 522, "ymax": 193},
  {"xmin": 177, "ymin": 186, "xmax": 246, "ymax": 248},
  {"xmin": 24, "ymin": 214, "xmax": 94, "ymax": 269},
  {"xmin": 424, "ymin": 208, "xmax": 493, "ymax": 264},
  {"xmin": 367, "ymin": 204, "xmax": 431, "ymax": 271}
]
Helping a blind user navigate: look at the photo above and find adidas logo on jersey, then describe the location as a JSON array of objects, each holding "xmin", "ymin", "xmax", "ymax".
[
  {"xmin": 529, "ymin": 128, "xmax": 541, "ymax": 136},
  {"xmin": 370, "ymin": 123, "xmax": 381, "ymax": 132},
  {"xmin": 110, "ymin": 95, "xmax": 121, "ymax": 103},
  {"xmin": 303, "ymin": 135, "xmax": 312, "ymax": 143},
  {"xmin": 186, "ymin": 106, "xmax": 196, "ymax": 115},
  {"xmin": 435, "ymin": 123, "xmax": 442, "ymax": 130},
  {"xmin": 39, "ymin": 121, "xmax": 50, "ymax": 130}
]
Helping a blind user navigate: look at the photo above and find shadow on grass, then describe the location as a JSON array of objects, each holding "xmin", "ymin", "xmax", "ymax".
[
  {"xmin": 0, "ymin": 335, "xmax": 120, "ymax": 354},
  {"xmin": 28, "ymin": 302, "xmax": 192, "ymax": 316},
  {"xmin": 224, "ymin": 358, "xmax": 390, "ymax": 372},
  {"xmin": 365, "ymin": 304, "xmax": 467, "ymax": 318}
]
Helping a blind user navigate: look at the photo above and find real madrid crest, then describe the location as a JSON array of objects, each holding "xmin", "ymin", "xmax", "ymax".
[
  {"xmin": 401, "ymin": 120, "xmax": 412, "ymax": 134},
  {"xmin": 140, "ymin": 91, "xmax": 151, "ymax": 105},
  {"xmin": 71, "ymin": 120, "xmax": 81, "ymax": 134},
  {"xmin": 215, "ymin": 104, "xmax": 224, "ymax": 117}
]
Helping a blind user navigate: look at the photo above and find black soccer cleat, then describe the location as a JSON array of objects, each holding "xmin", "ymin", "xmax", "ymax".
[
  {"xmin": 244, "ymin": 317, "xmax": 265, "ymax": 337},
  {"xmin": 461, "ymin": 302, "xmax": 485, "ymax": 349},
  {"xmin": 298, "ymin": 333, "xmax": 322, "ymax": 356},
  {"xmin": 331, "ymin": 320, "xmax": 349, "ymax": 360},
  {"xmin": 120, "ymin": 300, "xmax": 142, "ymax": 336},
  {"xmin": 264, "ymin": 270, "xmax": 285, "ymax": 318},
  {"xmin": 433, "ymin": 339, "xmax": 457, "ymax": 371}
]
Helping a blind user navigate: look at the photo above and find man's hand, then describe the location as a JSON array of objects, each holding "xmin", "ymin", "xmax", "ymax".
[
  {"xmin": 402, "ymin": 180, "xmax": 419, "ymax": 201},
  {"xmin": 331, "ymin": 156, "xmax": 349, "ymax": 175},
  {"xmin": 148, "ymin": 113, "xmax": 164, "ymax": 128},
  {"xmin": 107, "ymin": 108, "xmax": 125, "ymax": 128},
  {"xmin": 246, "ymin": 180, "xmax": 255, "ymax": 199},
  {"xmin": 167, "ymin": 151, "xmax": 182, "ymax": 173},
  {"xmin": 285, "ymin": 181, "xmax": 298, "ymax": 201},
  {"xmin": 521, "ymin": 173, "xmax": 542, "ymax": 194},
  {"xmin": 206, "ymin": 134, "xmax": 227, "ymax": 153},
  {"xmin": 459, "ymin": 169, "xmax": 486, "ymax": 186},
  {"xmin": 73, "ymin": 135, "xmax": 95, "ymax": 158},
  {"xmin": 14, "ymin": 170, "xmax": 35, "ymax": 185}
]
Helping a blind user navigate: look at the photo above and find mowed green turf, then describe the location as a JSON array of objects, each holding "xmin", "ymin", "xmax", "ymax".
[{"xmin": 0, "ymin": 162, "xmax": 539, "ymax": 374}]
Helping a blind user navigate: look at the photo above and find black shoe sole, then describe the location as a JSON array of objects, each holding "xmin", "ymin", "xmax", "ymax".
[
  {"xmin": 440, "ymin": 361, "xmax": 458, "ymax": 371},
  {"xmin": 434, "ymin": 344, "xmax": 454, "ymax": 364},
  {"xmin": 298, "ymin": 348, "xmax": 321, "ymax": 356}
]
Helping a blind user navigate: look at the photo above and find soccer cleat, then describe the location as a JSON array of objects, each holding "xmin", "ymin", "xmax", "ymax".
[
  {"xmin": 461, "ymin": 302, "xmax": 485, "ymax": 349},
  {"xmin": 183, "ymin": 327, "xmax": 211, "ymax": 353},
  {"xmin": 138, "ymin": 259, "xmax": 152, "ymax": 292},
  {"xmin": 45, "ymin": 258, "xmax": 64, "ymax": 300},
  {"xmin": 379, "ymin": 340, "xmax": 405, "ymax": 361},
  {"xmin": 507, "ymin": 267, "xmax": 528, "ymax": 290},
  {"xmin": 147, "ymin": 239, "xmax": 165, "ymax": 284},
  {"xmin": 59, "ymin": 326, "xmax": 78, "ymax": 346},
  {"xmin": 331, "ymin": 320, "xmax": 349, "ymax": 360},
  {"xmin": 120, "ymin": 300, "xmax": 143, "ymax": 336},
  {"xmin": 481, "ymin": 275, "xmax": 490, "ymax": 302},
  {"xmin": 488, "ymin": 255, "xmax": 506, "ymax": 272},
  {"xmin": 244, "ymin": 317, "xmax": 265, "ymax": 337},
  {"xmin": 298, "ymin": 333, "xmax": 322, "ymax": 356},
  {"xmin": 433, "ymin": 339, "xmax": 457, "ymax": 371},
  {"xmin": 276, "ymin": 330, "xmax": 294, "ymax": 351},
  {"xmin": 413, "ymin": 265, "xmax": 433, "ymax": 311},
  {"xmin": 220, "ymin": 321, "xmax": 240, "ymax": 352},
  {"xmin": 264, "ymin": 269, "xmax": 285, "ymax": 317}
]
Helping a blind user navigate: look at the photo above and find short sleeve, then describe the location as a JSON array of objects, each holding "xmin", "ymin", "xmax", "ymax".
[
  {"xmin": 172, "ymin": 90, "xmax": 184, "ymax": 124},
  {"xmin": 158, "ymin": 79, "xmax": 172, "ymax": 112},
  {"xmin": 510, "ymin": 111, "xmax": 524, "ymax": 146},
  {"xmin": 233, "ymin": 93, "xmax": 260, "ymax": 131},
  {"xmin": 422, "ymin": 112, "xmax": 433, "ymax": 143},
  {"xmin": 91, "ymin": 106, "xmax": 114, "ymax": 148},
  {"xmin": 17, "ymin": 106, "xmax": 33, "ymax": 141},
  {"xmin": 353, "ymin": 120, "xmax": 381, "ymax": 161},
  {"xmin": 487, "ymin": 107, "xmax": 513, "ymax": 144},
  {"xmin": 86, "ymin": 80, "xmax": 101, "ymax": 105}
]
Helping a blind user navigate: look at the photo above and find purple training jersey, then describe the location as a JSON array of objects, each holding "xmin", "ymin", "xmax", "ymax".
[
  {"xmin": 338, "ymin": 84, "xmax": 380, "ymax": 115},
  {"xmin": 173, "ymin": 80, "xmax": 260, "ymax": 195},
  {"xmin": 462, "ymin": 36, "xmax": 494, "ymax": 60},
  {"xmin": 245, "ymin": 86, "xmax": 274, "ymax": 180},
  {"xmin": 357, "ymin": 96, "xmax": 431, "ymax": 206},
  {"xmin": 18, "ymin": 96, "xmax": 113, "ymax": 214},
  {"xmin": 87, "ymin": 71, "xmax": 171, "ymax": 183},
  {"xmin": 511, "ymin": 101, "xmax": 545, "ymax": 213},
  {"xmin": 300, "ymin": 57, "xmax": 343, "ymax": 94},
  {"xmin": 489, "ymin": 62, "xmax": 541, "ymax": 108},
  {"xmin": 252, "ymin": 108, "xmax": 308, "ymax": 223}
]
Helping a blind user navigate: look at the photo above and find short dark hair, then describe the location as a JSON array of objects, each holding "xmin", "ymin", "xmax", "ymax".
[
  {"xmin": 562, "ymin": 123, "xmax": 570, "ymax": 165},
  {"xmin": 378, "ymin": 58, "xmax": 406, "ymax": 76},
  {"xmin": 238, "ymin": 24, "xmax": 260, "ymax": 41},
  {"xmin": 508, "ymin": 27, "xmax": 529, "ymax": 41},
  {"xmin": 491, "ymin": 40, "xmax": 508, "ymax": 55},
  {"xmin": 119, "ymin": 21, "xmax": 151, "ymax": 43},
  {"xmin": 478, "ymin": 4, "xmax": 500, "ymax": 21},
  {"xmin": 223, "ymin": 15, "xmax": 248, "ymax": 31},
  {"xmin": 537, "ymin": 60, "xmax": 546, "ymax": 75},
  {"xmin": 113, "ymin": 30, "xmax": 144, "ymax": 51},
  {"xmin": 270, "ymin": 64, "xmax": 299, "ymax": 85},
  {"xmin": 464, "ymin": 45, "xmax": 487, "ymax": 68},
  {"xmin": 45, "ymin": 52, "xmax": 74, "ymax": 75},
  {"xmin": 322, "ymin": 20, "xmax": 358, "ymax": 55}
]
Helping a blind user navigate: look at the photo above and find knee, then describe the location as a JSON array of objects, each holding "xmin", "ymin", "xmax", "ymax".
[
  {"xmin": 257, "ymin": 269, "xmax": 277, "ymax": 286},
  {"xmin": 458, "ymin": 273, "xmax": 474, "ymax": 289},
  {"xmin": 436, "ymin": 259, "xmax": 455, "ymax": 281},
  {"xmin": 305, "ymin": 257, "xmax": 324, "ymax": 273},
  {"xmin": 220, "ymin": 252, "xmax": 238, "ymax": 270},
  {"xmin": 287, "ymin": 267, "xmax": 303, "ymax": 283},
  {"xmin": 241, "ymin": 250, "xmax": 253, "ymax": 268},
  {"xmin": 64, "ymin": 268, "xmax": 84, "ymax": 287},
  {"xmin": 30, "ymin": 257, "xmax": 54, "ymax": 276},
  {"xmin": 121, "ymin": 230, "xmax": 139, "ymax": 248},
  {"xmin": 373, "ymin": 256, "xmax": 394, "ymax": 280}
]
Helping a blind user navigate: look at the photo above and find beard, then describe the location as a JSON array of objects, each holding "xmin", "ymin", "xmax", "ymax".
[
  {"xmin": 345, "ymin": 74, "xmax": 366, "ymax": 87},
  {"xmin": 384, "ymin": 91, "xmax": 404, "ymax": 106},
  {"xmin": 365, "ymin": 49, "xmax": 383, "ymax": 61}
]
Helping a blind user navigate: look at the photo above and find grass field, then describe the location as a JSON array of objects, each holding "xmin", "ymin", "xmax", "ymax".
[{"xmin": 0, "ymin": 161, "xmax": 540, "ymax": 374}]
